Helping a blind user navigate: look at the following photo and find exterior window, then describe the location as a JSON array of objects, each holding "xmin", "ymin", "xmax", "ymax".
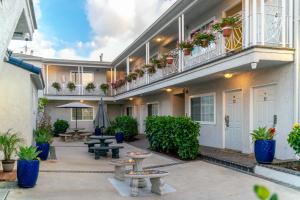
[
  {"xmin": 72, "ymin": 108, "xmax": 93, "ymax": 121},
  {"xmin": 71, "ymin": 72, "xmax": 94, "ymax": 85},
  {"xmin": 190, "ymin": 93, "xmax": 215, "ymax": 124},
  {"xmin": 126, "ymin": 107, "xmax": 133, "ymax": 116},
  {"xmin": 148, "ymin": 103, "xmax": 159, "ymax": 116}
]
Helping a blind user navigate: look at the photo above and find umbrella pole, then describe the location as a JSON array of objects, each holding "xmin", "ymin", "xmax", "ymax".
[{"xmin": 75, "ymin": 107, "xmax": 78, "ymax": 129}]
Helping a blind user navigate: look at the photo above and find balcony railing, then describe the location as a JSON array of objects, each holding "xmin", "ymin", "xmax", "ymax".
[
  {"xmin": 114, "ymin": 11, "xmax": 292, "ymax": 95},
  {"xmin": 45, "ymin": 82, "xmax": 112, "ymax": 96}
]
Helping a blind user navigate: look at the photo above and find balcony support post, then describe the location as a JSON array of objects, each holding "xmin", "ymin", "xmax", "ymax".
[
  {"xmin": 282, "ymin": 0, "xmax": 286, "ymax": 47},
  {"xmin": 180, "ymin": 14, "xmax": 185, "ymax": 72},
  {"xmin": 81, "ymin": 66, "xmax": 84, "ymax": 95},
  {"xmin": 46, "ymin": 64, "xmax": 49, "ymax": 94},
  {"xmin": 77, "ymin": 66, "xmax": 81, "ymax": 95},
  {"xmin": 294, "ymin": 0, "xmax": 300, "ymax": 123},
  {"xmin": 244, "ymin": 0, "xmax": 250, "ymax": 47},
  {"xmin": 260, "ymin": 0, "xmax": 265, "ymax": 45},
  {"xmin": 252, "ymin": 0, "xmax": 257, "ymax": 45},
  {"xmin": 146, "ymin": 42, "xmax": 150, "ymax": 84},
  {"xmin": 288, "ymin": 0, "xmax": 293, "ymax": 48},
  {"xmin": 178, "ymin": 16, "xmax": 182, "ymax": 72},
  {"xmin": 126, "ymin": 57, "xmax": 130, "ymax": 91}
]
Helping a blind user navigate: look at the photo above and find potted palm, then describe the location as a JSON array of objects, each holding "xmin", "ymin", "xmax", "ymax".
[
  {"xmin": 178, "ymin": 40, "xmax": 194, "ymax": 56},
  {"xmin": 251, "ymin": 127, "xmax": 276, "ymax": 164},
  {"xmin": 0, "ymin": 130, "xmax": 23, "ymax": 172},
  {"xmin": 52, "ymin": 82, "xmax": 61, "ymax": 92},
  {"xmin": 85, "ymin": 82, "xmax": 96, "ymax": 93},
  {"xmin": 212, "ymin": 16, "xmax": 239, "ymax": 37},
  {"xmin": 34, "ymin": 128, "xmax": 52, "ymax": 161},
  {"xmin": 100, "ymin": 83, "xmax": 109, "ymax": 94},
  {"xmin": 67, "ymin": 82, "xmax": 76, "ymax": 92},
  {"xmin": 17, "ymin": 146, "xmax": 41, "ymax": 188}
]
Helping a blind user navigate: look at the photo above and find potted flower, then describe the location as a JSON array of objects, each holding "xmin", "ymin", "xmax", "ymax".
[
  {"xmin": 134, "ymin": 69, "xmax": 144, "ymax": 77},
  {"xmin": 178, "ymin": 40, "xmax": 194, "ymax": 56},
  {"xmin": 114, "ymin": 128, "xmax": 124, "ymax": 143},
  {"xmin": 166, "ymin": 53, "xmax": 174, "ymax": 65},
  {"xmin": 144, "ymin": 64, "xmax": 156, "ymax": 74},
  {"xmin": 17, "ymin": 146, "xmax": 41, "ymax": 188},
  {"xmin": 100, "ymin": 83, "xmax": 109, "ymax": 94},
  {"xmin": 251, "ymin": 127, "xmax": 276, "ymax": 164},
  {"xmin": 212, "ymin": 16, "xmax": 239, "ymax": 37},
  {"xmin": 0, "ymin": 130, "xmax": 23, "ymax": 172},
  {"xmin": 287, "ymin": 123, "xmax": 300, "ymax": 157},
  {"xmin": 85, "ymin": 82, "xmax": 96, "ymax": 92},
  {"xmin": 67, "ymin": 82, "xmax": 76, "ymax": 92},
  {"xmin": 126, "ymin": 74, "xmax": 133, "ymax": 83},
  {"xmin": 193, "ymin": 31, "xmax": 215, "ymax": 48},
  {"xmin": 52, "ymin": 82, "xmax": 61, "ymax": 92},
  {"xmin": 34, "ymin": 128, "xmax": 52, "ymax": 161}
]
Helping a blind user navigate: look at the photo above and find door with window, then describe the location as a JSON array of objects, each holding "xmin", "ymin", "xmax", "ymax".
[
  {"xmin": 225, "ymin": 90, "xmax": 243, "ymax": 151},
  {"xmin": 253, "ymin": 85, "xmax": 277, "ymax": 130}
]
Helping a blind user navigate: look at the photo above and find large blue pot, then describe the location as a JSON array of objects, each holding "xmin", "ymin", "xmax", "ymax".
[
  {"xmin": 115, "ymin": 132, "xmax": 124, "ymax": 143},
  {"xmin": 36, "ymin": 142, "xmax": 50, "ymax": 161},
  {"xmin": 254, "ymin": 140, "xmax": 276, "ymax": 164},
  {"xmin": 17, "ymin": 160, "xmax": 40, "ymax": 188}
]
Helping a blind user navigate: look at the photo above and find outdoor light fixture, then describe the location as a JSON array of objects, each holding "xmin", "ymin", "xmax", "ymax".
[
  {"xmin": 129, "ymin": 58, "xmax": 133, "ymax": 62},
  {"xmin": 80, "ymin": 100, "xmax": 84, "ymax": 103},
  {"xmin": 224, "ymin": 73, "xmax": 233, "ymax": 79},
  {"xmin": 251, "ymin": 62, "xmax": 257, "ymax": 69},
  {"xmin": 156, "ymin": 37, "xmax": 162, "ymax": 42},
  {"xmin": 166, "ymin": 88, "xmax": 172, "ymax": 92},
  {"xmin": 129, "ymin": 97, "xmax": 133, "ymax": 101}
]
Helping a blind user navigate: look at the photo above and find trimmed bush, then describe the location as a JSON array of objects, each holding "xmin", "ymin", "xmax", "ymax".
[
  {"xmin": 105, "ymin": 116, "xmax": 138, "ymax": 141},
  {"xmin": 53, "ymin": 119, "xmax": 69, "ymax": 136},
  {"xmin": 145, "ymin": 116, "xmax": 200, "ymax": 160}
]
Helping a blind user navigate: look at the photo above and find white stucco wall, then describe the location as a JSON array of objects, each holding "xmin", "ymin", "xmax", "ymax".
[
  {"xmin": 0, "ymin": 62, "xmax": 39, "ymax": 146},
  {"xmin": 184, "ymin": 64, "xmax": 295, "ymax": 159}
]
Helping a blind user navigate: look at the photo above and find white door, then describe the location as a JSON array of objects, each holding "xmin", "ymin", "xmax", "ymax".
[
  {"xmin": 225, "ymin": 90, "xmax": 243, "ymax": 151},
  {"xmin": 253, "ymin": 85, "xmax": 276, "ymax": 129}
]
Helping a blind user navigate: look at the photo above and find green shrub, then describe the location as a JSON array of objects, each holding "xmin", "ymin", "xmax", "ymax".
[
  {"xmin": 53, "ymin": 119, "xmax": 69, "ymax": 136},
  {"xmin": 145, "ymin": 116, "xmax": 200, "ymax": 160},
  {"xmin": 106, "ymin": 116, "xmax": 138, "ymax": 141},
  {"xmin": 288, "ymin": 123, "xmax": 300, "ymax": 156}
]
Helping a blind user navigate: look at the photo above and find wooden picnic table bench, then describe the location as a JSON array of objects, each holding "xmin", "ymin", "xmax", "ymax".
[
  {"xmin": 90, "ymin": 145, "xmax": 124, "ymax": 159},
  {"xmin": 84, "ymin": 140, "xmax": 113, "ymax": 153}
]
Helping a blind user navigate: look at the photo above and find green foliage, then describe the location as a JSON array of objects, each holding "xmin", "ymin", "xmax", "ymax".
[
  {"xmin": 38, "ymin": 97, "xmax": 49, "ymax": 112},
  {"xmin": 288, "ymin": 123, "xmax": 300, "ymax": 156},
  {"xmin": 52, "ymin": 82, "xmax": 61, "ymax": 91},
  {"xmin": 18, "ymin": 146, "xmax": 41, "ymax": 161},
  {"xmin": 254, "ymin": 185, "xmax": 278, "ymax": 200},
  {"xmin": 100, "ymin": 83, "xmax": 109, "ymax": 93},
  {"xmin": 0, "ymin": 130, "xmax": 23, "ymax": 160},
  {"xmin": 134, "ymin": 68, "xmax": 144, "ymax": 77},
  {"xmin": 106, "ymin": 116, "xmax": 138, "ymax": 141},
  {"xmin": 53, "ymin": 119, "xmax": 69, "ymax": 135},
  {"xmin": 212, "ymin": 16, "xmax": 240, "ymax": 31},
  {"xmin": 34, "ymin": 128, "xmax": 52, "ymax": 143},
  {"xmin": 85, "ymin": 82, "xmax": 96, "ymax": 92},
  {"xmin": 145, "ymin": 116, "xmax": 200, "ymax": 160},
  {"xmin": 143, "ymin": 64, "xmax": 156, "ymax": 74},
  {"xmin": 67, "ymin": 82, "xmax": 76, "ymax": 92},
  {"xmin": 251, "ymin": 127, "xmax": 276, "ymax": 142},
  {"xmin": 178, "ymin": 40, "xmax": 194, "ymax": 51}
]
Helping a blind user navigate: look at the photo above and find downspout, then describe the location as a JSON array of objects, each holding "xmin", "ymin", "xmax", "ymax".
[{"xmin": 294, "ymin": 0, "xmax": 300, "ymax": 123}]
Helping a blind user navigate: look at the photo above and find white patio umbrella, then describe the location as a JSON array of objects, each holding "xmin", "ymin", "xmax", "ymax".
[
  {"xmin": 94, "ymin": 98, "xmax": 110, "ymax": 131},
  {"xmin": 57, "ymin": 102, "xmax": 93, "ymax": 129}
]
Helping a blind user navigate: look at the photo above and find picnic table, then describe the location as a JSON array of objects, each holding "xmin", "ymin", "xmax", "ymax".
[{"xmin": 89, "ymin": 135, "xmax": 115, "ymax": 147}]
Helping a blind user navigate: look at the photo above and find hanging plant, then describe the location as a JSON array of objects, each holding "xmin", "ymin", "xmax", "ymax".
[
  {"xmin": 134, "ymin": 68, "xmax": 144, "ymax": 77},
  {"xmin": 52, "ymin": 82, "xmax": 61, "ymax": 92},
  {"xmin": 178, "ymin": 40, "xmax": 194, "ymax": 56},
  {"xmin": 193, "ymin": 31, "xmax": 215, "ymax": 48},
  {"xmin": 212, "ymin": 16, "xmax": 239, "ymax": 37},
  {"xmin": 100, "ymin": 83, "xmax": 109, "ymax": 94},
  {"xmin": 85, "ymin": 82, "xmax": 96, "ymax": 92},
  {"xmin": 67, "ymin": 82, "xmax": 76, "ymax": 92}
]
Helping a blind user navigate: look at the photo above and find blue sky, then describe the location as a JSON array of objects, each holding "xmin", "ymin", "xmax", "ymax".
[{"xmin": 9, "ymin": 0, "xmax": 176, "ymax": 61}]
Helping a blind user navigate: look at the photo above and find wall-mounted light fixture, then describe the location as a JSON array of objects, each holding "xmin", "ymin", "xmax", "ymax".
[
  {"xmin": 224, "ymin": 73, "xmax": 233, "ymax": 79},
  {"xmin": 129, "ymin": 97, "xmax": 133, "ymax": 101},
  {"xmin": 166, "ymin": 88, "xmax": 172, "ymax": 92},
  {"xmin": 156, "ymin": 37, "xmax": 162, "ymax": 42},
  {"xmin": 80, "ymin": 100, "xmax": 84, "ymax": 103},
  {"xmin": 251, "ymin": 62, "xmax": 257, "ymax": 69}
]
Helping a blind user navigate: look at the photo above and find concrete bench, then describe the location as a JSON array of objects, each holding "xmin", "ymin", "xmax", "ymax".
[
  {"xmin": 110, "ymin": 159, "xmax": 135, "ymax": 181},
  {"xmin": 84, "ymin": 140, "xmax": 113, "ymax": 153},
  {"xmin": 79, "ymin": 132, "xmax": 92, "ymax": 141},
  {"xmin": 90, "ymin": 145, "xmax": 124, "ymax": 159},
  {"xmin": 125, "ymin": 170, "xmax": 169, "ymax": 196},
  {"xmin": 59, "ymin": 134, "xmax": 73, "ymax": 142}
]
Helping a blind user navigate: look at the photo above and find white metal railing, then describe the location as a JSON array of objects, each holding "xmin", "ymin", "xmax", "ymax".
[{"xmin": 46, "ymin": 82, "xmax": 112, "ymax": 96}]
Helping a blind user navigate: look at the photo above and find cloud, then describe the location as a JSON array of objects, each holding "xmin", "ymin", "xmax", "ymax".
[{"xmin": 8, "ymin": 0, "xmax": 177, "ymax": 61}]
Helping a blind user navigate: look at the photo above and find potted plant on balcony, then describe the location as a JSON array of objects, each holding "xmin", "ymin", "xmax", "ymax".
[
  {"xmin": 0, "ymin": 130, "xmax": 23, "ymax": 172},
  {"xmin": 166, "ymin": 53, "xmax": 174, "ymax": 65},
  {"xmin": 212, "ymin": 16, "xmax": 239, "ymax": 38},
  {"xmin": 52, "ymin": 82, "xmax": 61, "ymax": 92},
  {"xmin": 134, "ymin": 68, "xmax": 144, "ymax": 77},
  {"xmin": 144, "ymin": 64, "xmax": 156, "ymax": 74},
  {"xmin": 86, "ymin": 82, "xmax": 96, "ymax": 92},
  {"xmin": 251, "ymin": 127, "xmax": 276, "ymax": 164},
  {"xmin": 34, "ymin": 128, "xmax": 52, "ymax": 161},
  {"xmin": 17, "ymin": 146, "xmax": 41, "ymax": 188},
  {"xmin": 100, "ymin": 83, "xmax": 109, "ymax": 94},
  {"xmin": 178, "ymin": 40, "xmax": 194, "ymax": 56},
  {"xmin": 126, "ymin": 74, "xmax": 133, "ymax": 83},
  {"xmin": 193, "ymin": 31, "xmax": 215, "ymax": 48},
  {"xmin": 67, "ymin": 82, "xmax": 76, "ymax": 92}
]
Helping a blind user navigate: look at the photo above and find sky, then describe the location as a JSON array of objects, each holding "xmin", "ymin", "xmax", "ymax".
[{"xmin": 8, "ymin": 0, "xmax": 176, "ymax": 61}]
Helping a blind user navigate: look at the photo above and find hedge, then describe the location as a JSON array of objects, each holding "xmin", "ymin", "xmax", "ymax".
[
  {"xmin": 105, "ymin": 116, "xmax": 138, "ymax": 141},
  {"xmin": 145, "ymin": 116, "xmax": 200, "ymax": 160}
]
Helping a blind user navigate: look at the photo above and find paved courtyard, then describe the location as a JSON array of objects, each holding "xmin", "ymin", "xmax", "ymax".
[{"xmin": 3, "ymin": 139, "xmax": 300, "ymax": 200}]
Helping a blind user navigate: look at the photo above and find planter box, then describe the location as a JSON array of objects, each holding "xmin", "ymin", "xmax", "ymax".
[{"xmin": 255, "ymin": 162, "xmax": 300, "ymax": 188}]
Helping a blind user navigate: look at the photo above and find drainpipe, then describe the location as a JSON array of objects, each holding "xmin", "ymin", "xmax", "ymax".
[{"xmin": 294, "ymin": 0, "xmax": 300, "ymax": 123}]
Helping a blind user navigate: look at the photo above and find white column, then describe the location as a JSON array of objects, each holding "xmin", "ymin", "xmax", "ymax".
[
  {"xmin": 178, "ymin": 16, "xmax": 182, "ymax": 72},
  {"xmin": 244, "ymin": 0, "xmax": 250, "ymax": 47},
  {"xmin": 294, "ymin": 0, "xmax": 300, "ymax": 123},
  {"xmin": 252, "ymin": 0, "xmax": 257, "ymax": 45},
  {"xmin": 282, "ymin": 0, "xmax": 286, "ymax": 46},
  {"xmin": 260, "ymin": 0, "xmax": 265, "ymax": 45},
  {"xmin": 145, "ymin": 42, "xmax": 150, "ymax": 84},
  {"xmin": 77, "ymin": 66, "xmax": 81, "ymax": 95},
  {"xmin": 46, "ymin": 65, "xmax": 49, "ymax": 94},
  {"xmin": 126, "ymin": 57, "xmax": 130, "ymax": 91},
  {"xmin": 113, "ymin": 67, "xmax": 117, "ymax": 82},
  {"xmin": 110, "ymin": 68, "xmax": 113, "ymax": 83},
  {"xmin": 81, "ymin": 66, "xmax": 84, "ymax": 95},
  {"xmin": 288, "ymin": 0, "xmax": 293, "ymax": 47}
]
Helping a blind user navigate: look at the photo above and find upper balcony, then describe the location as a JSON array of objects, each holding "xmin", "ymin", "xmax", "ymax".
[{"xmin": 111, "ymin": 0, "xmax": 295, "ymax": 98}]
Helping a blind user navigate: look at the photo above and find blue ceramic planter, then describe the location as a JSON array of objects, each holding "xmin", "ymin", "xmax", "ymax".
[
  {"xmin": 115, "ymin": 132, "xmax": 124, "ymax": 143},
  {"xmin": 254, "ymin": 140, "xmax": 276, "ymax": 164},
  {"xmin": 17, "ymin": 160, "xmax": 40, "ymax": 188},
  {"xmin": 36, "ymin": 142, "xmax": 50, "ymax": 161}
]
